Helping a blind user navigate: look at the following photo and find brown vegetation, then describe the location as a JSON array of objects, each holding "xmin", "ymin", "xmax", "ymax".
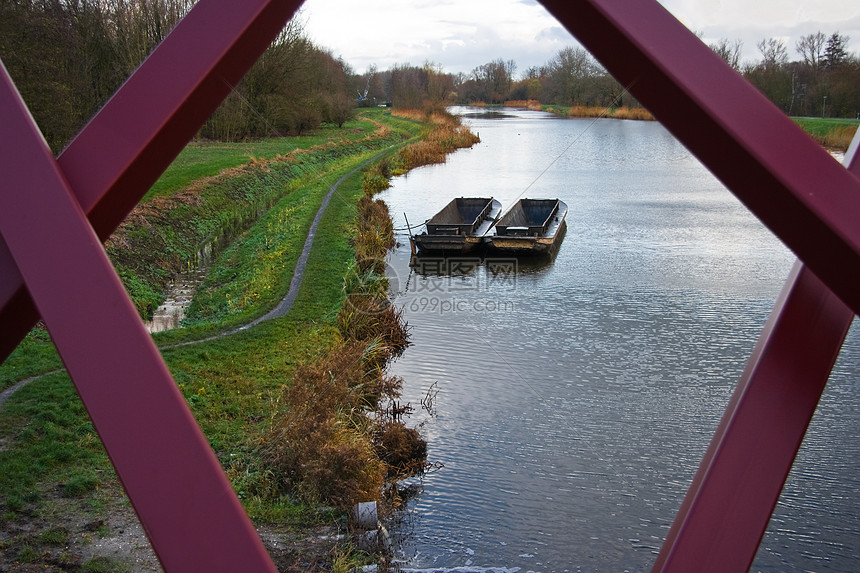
[
  {"xmin": 263, "ymin": 342, "xmax": 395, "ymax": 506},
  {"xmin": 504, "ymin": 99, "xmax": 544, "ymax": 111},
  {"xmin": 260, "ymin": 113, "xmax": 486, "ymax": 507},
  {"xmin": 353, "ymin": 195, "xmax": 396, "ymax": 268},
  {"xmin": 392, "ymin": 109, "xmax": 481, "ymax": 171},
  {"xmin": 566, "ymin": 105, "xmax": 655, "ymax": 121},
  {"xmin": 817, "ymin": 124, "xmax": 859, "ymax": 150}
]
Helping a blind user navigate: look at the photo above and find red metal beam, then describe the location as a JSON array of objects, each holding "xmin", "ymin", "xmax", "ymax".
[
  {"xmin": 0, "ymin": 0, "xmax": 306, "ymax": 569},
  {"xmin": 0, "ymin": 62, "xmax": 276, "ymax": 571},
  {"xmin": 0, "ymin": 0, "xmax": 305, "ymax": 363},
  {"xmin": 539, "ymin": 0, "xmax": 860, "ymax": 315}
]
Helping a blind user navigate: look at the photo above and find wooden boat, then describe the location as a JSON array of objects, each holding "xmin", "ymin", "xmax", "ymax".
[
  {"xmin": 488, "ymin": 198, "xmax": 568, "ymax": 255},
  {"xmin": 410, "ymin": 197, "xmax": 502, "ymax": 254}
]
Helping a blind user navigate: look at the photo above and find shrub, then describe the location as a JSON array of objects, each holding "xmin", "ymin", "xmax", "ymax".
[
  {"xmin": 338, "ymin": 296, "xmax": 409, "ymax": 360},
  {"xmin": 264, "ymin": 343, "xmax": 399, "ymax": 506},
  {"xmin": 821, "ymin": 125, "xmax": 858, "ymax": 150},
  {"xmin": 373, "ymin": 421, "xmax": 427, "ymax": 478}
]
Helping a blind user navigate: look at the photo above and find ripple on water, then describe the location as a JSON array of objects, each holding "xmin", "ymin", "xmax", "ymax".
[{"xmin": 381, "ymin": 109, "xmax": 860, "ymax": 572}]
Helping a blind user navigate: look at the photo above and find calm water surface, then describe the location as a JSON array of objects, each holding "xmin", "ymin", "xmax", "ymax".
[{"xmin": 378, "ymin": 108, "xmax": 859, "ymax": 572}]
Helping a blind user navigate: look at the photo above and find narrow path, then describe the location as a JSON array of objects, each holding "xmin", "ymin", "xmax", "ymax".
[{"xmin": 0, "ymin": 147, "xmax": 396, "ymax": 407}]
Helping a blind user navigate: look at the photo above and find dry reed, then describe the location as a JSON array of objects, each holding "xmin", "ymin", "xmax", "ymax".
[
  {"xmin": 395, "ymin": 114, "xmax": 480, "ymax": 172},
  {"xmin": 264, "ymin": 342, "xmax": 391, "ymax": 506},
  {"xmin": 567, "ymin": 105, "xmax": 654, "ymax": 121},
  {"xmin": 819, "ymin": 125, "xmax": 858, "ymax": 151},
  {"xmin": 504, "ymin": 99, "xmax": 543, "ymax": 111}
]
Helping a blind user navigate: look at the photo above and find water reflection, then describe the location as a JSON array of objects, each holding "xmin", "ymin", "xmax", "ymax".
[{"xmin": 379, "ymin": 108, "xmax": 859, "ymax": 572}]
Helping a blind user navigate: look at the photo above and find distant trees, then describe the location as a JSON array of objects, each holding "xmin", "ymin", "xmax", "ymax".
[
  {"xmin": 742, "ymin": 31, "xmax": 859, "ymax": 117},
  {"xmin": 465, "ymin": 59, "xmax": 517, "ymax": 104},
  {"xmin": 0, "ymin": 0, "xmax": 194, "ymax": 151},
  {"xmin": 539, "ymin": 47, "xmax": 608, "ymax": 106},
  {"xmin": 1, "ymin": 1, "xmax": 357, "ymax": 150},
  {"xmin": 351, "ymin": 62, "xmax": 455, "ymax": 109},
  {"xmin": 824, "ymin": 32, "xmax": 851, "ymax": 70},
  {"xmin": 203, "ymin": 24, "xmax": 356, "ymax": 139},
  {"xmin": 710, "ymin": 38, "xmax": 744, "ymax": 71},
  {"xmin": 5, "ymin": 0, "xmax": 858, "ymax": 147},
  {"xmin": 796, "ymin": 32, "xmax": 826, "ymax": 74}
]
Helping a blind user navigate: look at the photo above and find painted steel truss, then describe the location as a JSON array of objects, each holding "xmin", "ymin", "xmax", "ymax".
[{"xmin": 0, "ymin": 0, "xmax": 857, "ymax": 570}]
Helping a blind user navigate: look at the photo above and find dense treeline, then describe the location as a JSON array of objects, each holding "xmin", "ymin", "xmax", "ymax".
[
  {"xmin": 356, "ymin": 35, "xmax": 859, "ymax": 119},
  {"xmin": 203, "ymin": 24, "xmax": 354, "ymax": 140},
  {"xmin": 352, "ymin": 50, "xmax": 640, "ymax": 111},
  {"xmin": 0, "ymin": 0, "xmax": 356, "ymax": 152},
  {"xmin": 741, "ymin": 32, "xmax": 860, "ymax": 118},
  {"xmin": 1, "ymin": 0, "xmax": 193, "ymax": 151},
  {"xmin": 5, "ymin": 0, "xmax": 858, "ymax": 154}
]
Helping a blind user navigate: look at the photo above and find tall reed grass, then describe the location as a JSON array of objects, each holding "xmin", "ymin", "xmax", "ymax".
[
  {"xmin": 263, "ymin": 125, "xmax": 450, "ymax": 507},
  {"xmin": 392, "ymin": 107, "xmax": 481, "ymax": 172},
  {"xmin": 263, "ymin": 342, "xmax": 393, "ymax": 506},
  {"xmin": 818, "ymin": 125, "xmax": 858, "ymax": 150},
  {"xmin": 503, "ymin": 99, "xmax": 543, "ymax": 111},
  {"xmin": 566, "ymin": 105, "xmax": 655, "ymax": 121}
]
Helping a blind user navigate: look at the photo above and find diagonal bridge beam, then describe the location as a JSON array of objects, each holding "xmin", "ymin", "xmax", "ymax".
[{"xmin": 0, "ymin": 0, "xmax": 305, "ymax": 570}]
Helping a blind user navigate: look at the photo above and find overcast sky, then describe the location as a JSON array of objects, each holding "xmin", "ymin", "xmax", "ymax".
[{"xmin": 298, "ymin": 0, "xmax": 860, "ymax": 76}]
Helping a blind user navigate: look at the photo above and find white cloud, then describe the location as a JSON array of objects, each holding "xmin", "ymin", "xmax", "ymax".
[{"xmin": 299, "ymin": 0, "xmax": 860, "ymax": 75}]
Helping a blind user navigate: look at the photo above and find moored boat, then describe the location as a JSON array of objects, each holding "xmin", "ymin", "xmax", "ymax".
[
  {"xmin": 488, "ymin": 198, "xmax": 568, "ymax": 255},
  {"xmin": 410, "ymin": 197, "xmax": 502, "ymax": 254}
]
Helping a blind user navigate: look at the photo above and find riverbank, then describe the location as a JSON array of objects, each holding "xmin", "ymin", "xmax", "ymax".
[
  {"xmin": 501, "ymin": 99, "xmax": 859, "ymax": 151},
  {"xmin": 0, "ymin": 107, "xmax": 479, "ymax": 571}
]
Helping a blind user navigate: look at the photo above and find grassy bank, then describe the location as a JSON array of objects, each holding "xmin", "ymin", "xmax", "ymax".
[
  {"xmin": 0, "ymin": 110, "xmax": 418, "ymax": 388},
  {"xmin": 504, "ymin": 100, "xmax": 656, "ymax": 121},
  {"xmin": 503, "ymin": 99, "xmax": 859, "ymax": 151},
  {"xmin": 0, "ymin": 107, "xmax": 476, "ymax": 570},
  {"xmin": 791, "ymin": 117, "xmax": 859, "ymax": 151}
]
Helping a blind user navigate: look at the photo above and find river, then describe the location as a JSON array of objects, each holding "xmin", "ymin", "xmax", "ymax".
[{"xmin": 376, "ymin": 107, "xmax": 860, "ymax": 572}]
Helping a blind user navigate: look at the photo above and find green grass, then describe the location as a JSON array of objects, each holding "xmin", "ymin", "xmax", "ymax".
[
  {"xmin": 177, "ymin": 151, "xmax": 385, "ymax": 332},
  {"xmin": 0, "ymin": 327, "xmax": 61, "ymax": 390},
  {"xmin": 0, "ymin": 106, "xmax": 467, "ymax": 571},
  {"xmin": 0, "ymin": 109, "xmax": 419, "ymax": 389},
  {"xmin": 0, "ymin": 371, "xmax": 109, "ymax": 514},
  {"xmin": 0, "ymin": 108, "xmax": 422, "ymax": 537},
  {"xmin": 792, "ymin": 117, "xmax": 859, "ymax": 150},
  {"xmin": 144, "ymin": 118, "xmax": 381, "ymax": 200},
  {"xmin": 791, "ymin": 116, "xmax": 859, "ymax": 136}
]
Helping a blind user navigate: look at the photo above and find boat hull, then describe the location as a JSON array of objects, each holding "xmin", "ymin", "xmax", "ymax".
[
  {"xmin": 488, "ymin": 199, "xmax": 568, "ymax": 255},
  {"xmin": 411, "ymin": 197, "xmax": 502, "ymax": 255},
  {"xmin": 489, "ymin": 219, "xmax": 567, "ymax": 255},
  {"xmin": 410, "ymin": 234, "xmax": 484, "ymax": 254}
]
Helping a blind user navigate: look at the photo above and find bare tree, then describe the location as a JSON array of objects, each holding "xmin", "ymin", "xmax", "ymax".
[
  {"xmin": 796, "ymin": 31, "xmax": 826, "ymax": 73},
  {"xmin": 710, "ymin": 38, "xmax": 743, "ymax": 71},
  {"xmin": 541, "ymin": 47, "xmax": 602, "ymax": 106},
  {"xmin": 757, "ymin": 37, "xmax": 789, "ymax": 69}
]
